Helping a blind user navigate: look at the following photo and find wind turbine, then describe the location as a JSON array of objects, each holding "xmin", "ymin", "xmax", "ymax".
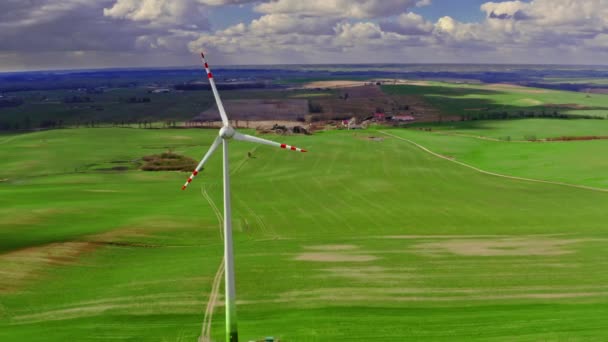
[{"xmin": 182, "ymin": 52, "xmax": 307, "ymax": 342}]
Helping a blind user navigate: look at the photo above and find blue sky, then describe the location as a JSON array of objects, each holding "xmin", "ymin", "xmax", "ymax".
[
  {"xmin": 0, "ymin": 0, "xmax": 606, "ymax": 71},
  {"xmin": 208, "ymin": 0, "xmax": 490, "ymax": 32},
  {"xmin": 209, "ymin": 4, "xmax": 259, "ymax": 29},
  {"xmin": 208, "ymin": 1, "xmax": 489, "ymax": 30},
  {"xmin": 414, "ymin": 0, "xmax": 489, "ymax": 22}
]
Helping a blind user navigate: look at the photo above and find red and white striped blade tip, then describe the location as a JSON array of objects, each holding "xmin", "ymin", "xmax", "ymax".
[
  {"xmin": 199, "ymin": 54, "xmax": 212, "ymax": 78},
  {"xmin": 181, "ymin": 170, "xmax": 199, "ymax": 190},
  {"xmin": 279, "ymin": 144, "xmax": 307, "ymax": 152}
]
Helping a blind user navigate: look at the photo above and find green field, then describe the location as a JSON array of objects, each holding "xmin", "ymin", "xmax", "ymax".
[
  {"xmin": 383, "ymin": 83, "xmax": 608, "ymax": 118},
  {"xmin": 2, "ymin": 127, "xmax": 608, "ymax": 341},
  {"xmin": 410, "ymin": 118, "xmax": 608, "ymax": 140},
  {"xmin": 385, "ymin": 119, "xmax": 608, "ymax": 189}
]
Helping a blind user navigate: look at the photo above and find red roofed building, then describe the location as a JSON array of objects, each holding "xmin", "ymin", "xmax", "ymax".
[{"xmin": 374, "ymin": 113, "xmax": 386, "ymax": 121}]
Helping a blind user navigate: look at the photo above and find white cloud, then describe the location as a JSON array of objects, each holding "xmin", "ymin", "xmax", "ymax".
[
  {"xmin": 103, "ymin": 0, "xmax": 207, "ymax": 27},
  {"xmin": 220, "ymin": 23, "xmax": 247, "ymax": 36},
  {"xmin": 482, "ymin": 0, "xmax": 608, "ymax": 26},
  {"xmin": 188, "ymin": 0, "xmax": 608, "ymax": 65},
  {"xmin": 416, "ymin": 0, "xmax": 432, "ymax": 7},
  {"xmin": 0, "ymin": 0, "xmax": 92, "ymax": 28},
  {"xmin": 198, "ymin": 0, "xmax": 257, "ymax": 5},
  {"xmin": 584, "ymin": 33, "xmax": 608, "ymax": 50},
  {"xmin": 250, "ymin": 14, "xmax": 338, "ymax": 35},
  {"xmin": 435, "ymin": 16, "xmax": 456, "ymax": 33},
  {"xmin": 481, "ymin": 1, "xmax": 530, "ymax": 20},
  {"xmin": 381, "ymin": 12, "xmax": 434, "ymax": 35},
  {"xmin": 522, "ymin": 0, "xmax": 606, "ymax": 26},
  {"xmin": 335, "ymin": 22, "xmax": 382, "ymax": 41},
  {"xmin": 254, "ymin": 0, "xmax": 421, "ymax": 19},
  {"xmin": 3, "ymin": 0, "xmax": 608, "ymax": 70}
]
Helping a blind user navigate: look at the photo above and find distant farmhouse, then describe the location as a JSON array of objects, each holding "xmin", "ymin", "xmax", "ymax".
[
  {"xmin": 151, "ymin": 88, "xmax": 171, "ymax": 94},
  {"xmin": 392, "ymin": 115, "xmax": 416, "ymax": 122},
  {"xmin": 374, "ymin": 112, "xmax": 386, "ymax": 122}
]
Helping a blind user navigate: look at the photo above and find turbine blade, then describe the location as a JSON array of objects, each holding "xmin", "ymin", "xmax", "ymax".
[
  {"xmin": 182, "ymin": 136, "xmax": 222, "ymax": 190},
  {"xmin": 200, "ymin": 52, "xmax": 230, "ymax": 126},
  {"xmin": 233, "ymin": 131, "xmax": 307, "ymax": 152}
]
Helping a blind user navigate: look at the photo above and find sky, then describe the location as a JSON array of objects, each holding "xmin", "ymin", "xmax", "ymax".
[{"xmin": 1, "ymin": 0, "xmax": 608, "ymax": 71}]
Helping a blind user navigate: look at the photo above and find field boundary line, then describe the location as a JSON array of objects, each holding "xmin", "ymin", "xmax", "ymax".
[
  {"xmin": 378, "ymin": 130, "xmax": 608, "ymax": 193},
  {"xmin": 0, "ymin": 135, "xmax": 23, "ymax": 145},
  {"xmin": 237, "ymin": 196, "xmax": 270, "ymax": 235},
  {"xmin": 201, "ymin": 186, "xmax": 224, "ymax": 240},
  {"xmin": 199, "ymin": 186, "xmax": 225, "ymax": 342},
  {"xmin": 433, "ymin": 131, "xmax": 531, "ymax": 143},
  {"xmin": 431, "ymin": 131, "xmax": 602, "ymax": 143}
]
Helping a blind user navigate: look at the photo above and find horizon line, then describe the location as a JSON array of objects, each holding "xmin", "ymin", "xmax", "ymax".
[{"xmin": 2, "ymin": 61, "xmax": 608, "ymax": 74}]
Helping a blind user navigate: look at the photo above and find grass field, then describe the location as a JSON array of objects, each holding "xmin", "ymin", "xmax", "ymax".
[
  {"xmin": 386, "ymin": 120, "xmax": 608, "ymax": 189},
  {"xmin": 382, "ymin": 82, "xmax": 608, "ymax": 118},
  {"xmin": 2, "ymin": 127, "xmax": 608, "ymax": 341},
  {"xmin": 410, "ymin": 118, "xmax": 608, "ymax": 140}
]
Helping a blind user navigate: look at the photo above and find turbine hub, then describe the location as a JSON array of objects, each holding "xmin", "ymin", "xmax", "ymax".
[{"xmin": 219, "ymin": 126, "xmax": 235, "ymax": 139}]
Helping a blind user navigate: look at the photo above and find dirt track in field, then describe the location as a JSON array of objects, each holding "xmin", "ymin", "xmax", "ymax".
[{"xmin": 199, "ymin": 186, "xmax": 224, "ymax": 342}]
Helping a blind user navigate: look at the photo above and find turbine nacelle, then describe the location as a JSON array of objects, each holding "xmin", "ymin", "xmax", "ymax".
[{"xmin": 219, "ymin": 126, "xmax": 235, "ymax": 139}]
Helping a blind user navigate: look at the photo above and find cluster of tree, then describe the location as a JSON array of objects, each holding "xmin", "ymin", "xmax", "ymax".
[
  {"xmin": 174, "ymin": 82, "xmax": 269, "ymax": 91},
  {"xmin": 0, "ymin": 97, "xmax": 24, "ymax": 107},
  {"xmin": 85, "ymin": 88, "xmax": 105, "ymax": 94},
  {"xmin": 308, "ymin": 101, "xmax": 323, "ymax": 113},
  {"xmin": 40, "ymin": 120, "xmax": 65, "ymax": 128},
  {"xmin": 163, "ymin": 121, "xmax": 179, "ymax": 128},
  {"xmin": 0, "ymin": 122, "xmax": 20, "ymax": 130},
  {"xmin": 463, "ymin": 110, "xmax": 604, "ymax": 121},
  {"xmin": 0, "ymin": 118, "xmax": 175, "ymax": 131},
  {"xmin": 125, "ymin": 97, "xmax": 151, "ymax": 104},
  {"xmin": 63, "ymin": 96, "xmax": 92, "ymax": 103}
]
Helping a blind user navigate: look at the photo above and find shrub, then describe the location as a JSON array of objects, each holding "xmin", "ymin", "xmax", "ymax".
[{"xmin": 140, "ymin": 152, "xmax": 197, "ymax": 172}]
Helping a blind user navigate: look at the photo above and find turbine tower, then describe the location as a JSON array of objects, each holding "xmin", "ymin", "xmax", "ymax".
[{"xmin": 182, "ymin": 52, "xmax": 307, "ymax": 342}]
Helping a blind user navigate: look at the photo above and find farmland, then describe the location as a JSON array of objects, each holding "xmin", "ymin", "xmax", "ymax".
[
  {"xmin": 409, "ymin": 118, "xmax": 608, "ymax": 140},
  {"xmin": 382, "ymin": 82, "xmax": 608, "ymax": 119},
  {"xmin": 0, "ymin": 88, "xmax": 333, "ymax": 130},
  {"xmin": 2, "ymin": 126, "xmax": 608, "ymax": 341},
  {"xmin": 387, "ymin": 118, "xmax": 608, "ymax": 189}
]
